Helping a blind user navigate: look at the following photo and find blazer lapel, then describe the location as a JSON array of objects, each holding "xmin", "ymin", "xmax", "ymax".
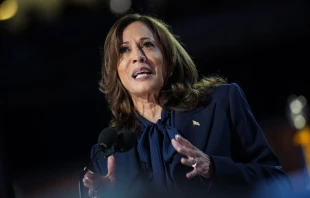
[{"xmin": 174, "ymin": 103, "xmax": 216, "ymax": 151}]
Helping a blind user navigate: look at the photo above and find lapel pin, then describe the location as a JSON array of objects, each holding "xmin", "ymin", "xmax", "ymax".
[{"xmin": 192, "ymin": 120, "xmax": 200, "ymax": 126}]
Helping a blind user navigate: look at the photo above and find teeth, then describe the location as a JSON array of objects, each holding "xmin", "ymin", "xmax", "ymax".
[
  {"xmin": 135, "ymin": 73, "xmax": 150, "ymax": 79},
  {"xmin": 135, "ymin": 70, "xmax": 150, "ymax": 75},
  {"xmin": 133, "ymin": 70, "xmax": 151, "ymax": 78}
]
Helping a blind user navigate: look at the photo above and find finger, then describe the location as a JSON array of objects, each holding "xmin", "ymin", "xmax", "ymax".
[
  {"xmin": 181, "ymin": 157, "xmax": 196, "ymax": 167},
  {"xmin": 88, "ymin": 188, "xmax": 98, "ymax": 198},
  {"xmin": 85, "ymin": 171, "xmax": 101, "ymax": 181},
  {"xmin": 107, "ymin": 155, "xmax": 116, "ymax": 176},
  {"xmin": 175, "ymin": 135, "xmax": 195, "ymax": 149},
  {"xmin": 83, "ymin": 175, "xmax": 95, "ymax": 189},
  {"xmin": 84, "ymin": 171, "xmax": 111, "ymax": 188},
  {"xmin": 186, "ymin": 168, "xmax": 199, "ymax": 179},
  {"xmin": 172, "ymin": 139, "xmax": 195, "ymax": 157},
  {"xmin": 83, "ymin": 172, "xmax": 101, "ymax": 184}
]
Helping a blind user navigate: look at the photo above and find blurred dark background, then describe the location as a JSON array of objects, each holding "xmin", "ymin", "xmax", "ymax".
[{"xmin": 1, "ymin": 0, "xmax": 310, "ymax": 197}]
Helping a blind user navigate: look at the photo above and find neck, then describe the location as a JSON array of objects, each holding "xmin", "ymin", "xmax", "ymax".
[{"xmin": 132, "ymin": 94, "xmax": 163, "ymax": 123}]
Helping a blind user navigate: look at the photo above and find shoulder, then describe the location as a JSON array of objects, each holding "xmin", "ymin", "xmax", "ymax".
[
  {"xmin": 212, "ymin": 82, "xmax": 243, "ymax": 95},
  {"xmin": 211, "ymin": 82, "xmax": 244, "ymax": 100},
  {"xmin": 209, "ymin": 83, "xmax": 248, "ymax": 110}
]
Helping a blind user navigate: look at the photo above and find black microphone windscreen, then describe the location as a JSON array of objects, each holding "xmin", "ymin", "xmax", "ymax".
[
  {"xmin": 116, "ymin": 131, "xmax": 137, "ymax": 152},
  {"xmin": 97, "ymin": 127, "xmax": 118, "ymax": 148}
]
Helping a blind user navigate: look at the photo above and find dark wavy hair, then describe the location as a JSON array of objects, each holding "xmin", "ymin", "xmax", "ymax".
[{"xmin": 99, "ymin": 13, "xmax": 227, "ymax": 132}]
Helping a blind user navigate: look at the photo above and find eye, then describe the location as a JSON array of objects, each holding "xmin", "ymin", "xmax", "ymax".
[
  {"xmin": 119, "ymin": 47, "xmax": 130, "ymax": 54},
  {"xmin": 141, "ymin": 41, "xmax": 154, "ymax": 48}
]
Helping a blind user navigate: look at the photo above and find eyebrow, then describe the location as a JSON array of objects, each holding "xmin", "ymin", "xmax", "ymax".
[{"xmin": 120, "ymin": 37, "xmax": 154, "ymax": 45}]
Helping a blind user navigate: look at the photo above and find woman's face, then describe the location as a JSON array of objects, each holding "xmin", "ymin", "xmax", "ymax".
[{"xmin": 117, "ymin": 21, "xmax": 166, "ymax": 98}]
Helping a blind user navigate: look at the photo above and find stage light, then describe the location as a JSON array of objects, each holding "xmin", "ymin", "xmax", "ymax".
[{"xmin": 0, "ymin": 0, "xmax": 18, "ymax": 21}]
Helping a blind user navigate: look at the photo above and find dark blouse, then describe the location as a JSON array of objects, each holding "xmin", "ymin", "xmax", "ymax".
[{"xmin": 136, "ymin": 109, "xmax": 181, "ymax": 192}]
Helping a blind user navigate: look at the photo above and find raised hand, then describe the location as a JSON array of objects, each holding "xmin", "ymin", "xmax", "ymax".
[
  {"xmin": 171, "ymin": 134, "xmax": 214, "ymax": 179},
  {"xmin": 83, "ymin": 155, "xmax": 116, "ymax": 197}
]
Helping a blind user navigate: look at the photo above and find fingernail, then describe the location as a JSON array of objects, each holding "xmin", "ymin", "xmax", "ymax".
[{"xmin": 175, "ymin": 134, "xmax": 180, "ymax": 139}]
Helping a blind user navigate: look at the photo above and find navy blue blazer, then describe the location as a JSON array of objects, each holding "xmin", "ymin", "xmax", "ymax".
[{"xmin": 90, "ymin": 83, "xmax": 291, "ymax": 198}]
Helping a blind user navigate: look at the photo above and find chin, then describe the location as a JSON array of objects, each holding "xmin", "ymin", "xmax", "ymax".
[{"xmin": 132, "ymin": 86, "xmax": 160, "ymax": 96}]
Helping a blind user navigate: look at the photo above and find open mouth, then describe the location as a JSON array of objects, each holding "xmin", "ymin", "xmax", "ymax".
[{"xmin": 132, "ymin": 68, "xmax": 152, "ymax": 79}]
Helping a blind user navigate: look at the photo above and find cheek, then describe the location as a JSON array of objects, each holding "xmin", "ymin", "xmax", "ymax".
[
  {"xmin": 117, "ymin": 70, "xmax": 129, "ymax": 91},
  {"xmin": 117, "ymin": 64, "xmax": 134, "ymax": 92},
  {"xmin": 117, "ymin": 61, "xmax": 127, "ymax": 78}
]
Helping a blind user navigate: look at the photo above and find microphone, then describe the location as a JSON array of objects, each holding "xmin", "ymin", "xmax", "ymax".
[
  {"xmin": 115, "ymin": 129, "xmax": 138, "ymax": 152},
  {"xmin": 78, "ymin": 127, "xmax": 137, "ymax": 198},
  {"xmin": 96, "ymin": 127, "xmax": 119, "ymax": 159}
]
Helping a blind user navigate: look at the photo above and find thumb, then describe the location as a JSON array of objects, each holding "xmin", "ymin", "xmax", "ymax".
[{"xmin": 106, "ymin": 155, "xmax": 116, "ymax": 176}]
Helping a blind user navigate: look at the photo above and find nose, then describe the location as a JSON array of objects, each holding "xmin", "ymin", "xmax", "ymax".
[{"xmin": 132, "ymin": 48, "xmax": 146, "ymax": 63}]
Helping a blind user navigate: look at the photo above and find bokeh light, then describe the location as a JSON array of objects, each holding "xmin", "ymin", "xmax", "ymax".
[
  {"xmin": 0, "ymin": 0, "xmax": 18, "ymax": 20},
  {"xmin": 109, "ymin": 0, "xmax": 131, "ymax": 15}
]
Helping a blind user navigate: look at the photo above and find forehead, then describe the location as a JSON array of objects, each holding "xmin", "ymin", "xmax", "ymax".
[{"xmin": 121, "ymin": 21, "xmax": 154, "ymax": 40}]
